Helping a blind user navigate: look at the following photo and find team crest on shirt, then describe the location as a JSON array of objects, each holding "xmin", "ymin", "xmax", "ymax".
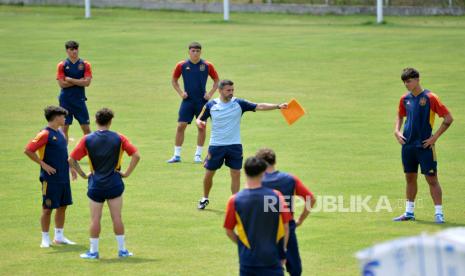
[
  {"xmin": 199, "ymin": 64, "xmax": 206, "ymax": 72},
  {"xmin": 45, "ymin": 199, "xmax": 52, "ymax": 207},
  {"xmin": 78, "ymin": 63, "xmax": 84, "ymax": 70},
  {"xmin": 419, "ymin": 97, "xmax": 427, "ymax": 106}
]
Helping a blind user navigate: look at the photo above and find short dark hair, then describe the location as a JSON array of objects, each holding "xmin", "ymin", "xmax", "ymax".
[
  {"xmin": 65, "ymin": 40, "xmax": 79, "ymax": 49},
  {"xmin": 95, "ymin": 108, "xmax": 114, "ymax": 126},
  {"xmin": 219, "ymin": 79, "xmax": 234, "ymax": 90},
  {"xmin": 44, "ymin": 106, "xmax": 68, "ymax": 122},
  {"xmin": 401, "ymin": 68, "xmax": 420, "ymax": 81},
  {"xmin": 188, "ymin": 42, "xmax": 202, "ymax": 50},
  {"xmin": 256, "ymin": 148, "xmax": 276, "ymax": 166},
  {"xmin": 244, "ymin": 157, "xmax": 267, "ymax": 177}
]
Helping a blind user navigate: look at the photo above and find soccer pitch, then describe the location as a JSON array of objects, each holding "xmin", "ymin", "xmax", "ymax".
[{"xmin": 0, "ymin": 5, "xmax": 464, "ymax": 275}]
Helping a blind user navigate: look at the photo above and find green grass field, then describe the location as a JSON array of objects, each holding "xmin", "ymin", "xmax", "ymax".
[{"xmin": 0, "ymin": 5, "xmax": 464, "ymax": 275}]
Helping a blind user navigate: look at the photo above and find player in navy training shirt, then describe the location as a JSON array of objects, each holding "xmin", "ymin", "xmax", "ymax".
[
  {"xmin": 224, "ymin": 157, "xmax": 291, "ymax": 276},
  {"xmin": 393, "ymin": 68, "xmax": 453, "ymax": 224},
  {"xmin": 24, "ymin": 106, "xmax": 77, "ymax": 248},
  {"xmin": 56, "ymin": 40, "xmax": 93, "ymax": 141},
  {"xmin": 69, "ymin": 108, "xmax": 140, "ymax": 259},
  {"xmin": 168, "ymin": 42, "xmax": 219, "ymax": 164},
  {"xmin": 257, "ymin": 148, "xmax": 316, "ymax": 276}
]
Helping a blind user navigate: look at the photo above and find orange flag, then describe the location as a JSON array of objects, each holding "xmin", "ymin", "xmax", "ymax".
[{"xmin": 280, "ymin": 98, "xmax": 306, "ymax": 125}]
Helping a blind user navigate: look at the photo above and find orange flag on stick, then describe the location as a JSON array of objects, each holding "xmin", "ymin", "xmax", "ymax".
[{"xmin": 280, "ymin": 98, "xmax": 306, "ymax": 125}]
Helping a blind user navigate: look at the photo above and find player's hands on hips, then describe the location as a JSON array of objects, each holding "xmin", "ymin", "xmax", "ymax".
[
  {"xmin": 295, "ymin": 219, "xmax": 302, "ymax": 227},
  {"xmin": 394, "ymin": 131, "xmax": 406, "ymax": 145},
  {"xmin": 40, "ymin": 161, "xmax": 56, "ymax": 175},
  {"xmin": 204, "ymin": 93, "xmax": 211, "ymax": 101},
  {"xmin": 181, "ymin": 91, "xmax": 188, "ymax": 99},
  {"xmin": 119, "ymin": 171, "xmax": 129, "ymax": 178},
  {"xmin": 196, "ymin": 119, "xmax": 206, "ymax": 129},
  {"xmin": 423, "ymin": 136, "xmax": 437, "ymax": 148},
  {"xmin": 278, "ymin": 103, "xmax": 288, "ymax": 109}
]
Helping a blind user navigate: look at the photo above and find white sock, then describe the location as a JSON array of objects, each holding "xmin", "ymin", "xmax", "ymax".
[
  {"xmin": 406, "ymin": 201, "xmax": 414, "ymax": 214},
  {"xmin": 116, "ymin": 235, "xmax": 126, "ymax": 251},
  {"xmin": 55, "ymin": 228, "xmax": 63, "ymax": 241},
  {"xmin": 202, "ymin": 197, "xmax": 208, "ymax": 202},
  {"xmin": 435, "ymin": 205, "xmax": 443, "ymax": 215},
  {"xmin": 42, "ymin": 232, "xmax": 50, "ymax": 243},
  {"xmin": 90, "ymin": 238, "xmax": 99, "ymax": 253},
  {"xmin": 174, "ymin": 146, "xmax": 182, "ymax": 157},
  {"xmin": 195, "ymin": 146, "xmax": 203, "ymax": 156}
]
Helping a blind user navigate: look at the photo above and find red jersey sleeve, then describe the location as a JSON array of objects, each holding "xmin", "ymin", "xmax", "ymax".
[
  {"xmin": 428, "ymin": 92, "xmax": 449, "ymax": 117},
  {"xmin": 293, "ymin": 176, "xmax": 315, "ymax": 201},
  {"xmin": 84, "ymin": 61, "xmax": 93, "ymax": 78},
  {"xmin": 70, "ymin": 136, "xmax": 88, "ymax": 161},
  {"xmin": 398, "ymin": 94, "xmax": 407, "ymax": 117},
  {"xmin": 119, "ymin": 134, "xmax": 137, "ymax": 156},
  {"xmin": 56, "ymin": 61, "xmax": 65, "ymax": 80},
  {"xmin": 274, "ymin": 190, "xmax": 292, "ymax": 224},
  {"xmin": 223, "ymin": 195, "xmax": 237, "ymax": 230},
  {"xmin": 206, "ymin": 61, "xmax": 219, "ymax": 80},
  {"xmin": 172, "ymin": 61, "xmax": 184, "ymax": 79},
  {"xmin": 25, "ymin": 130, "xmax": 49, "ymax": 152}
]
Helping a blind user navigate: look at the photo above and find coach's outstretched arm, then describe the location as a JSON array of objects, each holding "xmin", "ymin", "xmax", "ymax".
[
  {"xmin": 119, "ymin": 151, "xmax": 141, "ymax": 178},
  {"xmin": 255, "ymin": 103, "xmax": 288, "ymax": 111}
]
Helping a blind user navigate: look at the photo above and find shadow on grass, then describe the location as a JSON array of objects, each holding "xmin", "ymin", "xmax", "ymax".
[
  {"xmin": 414, "ymin": 219, "xmax": 465, "ymax": 228},
  {"xmin": 202, "ymin": 208, "xmax": 225, "ymax": 215},
  {"xmin": 93, "ymin": 256, "xmax": 160, "ymax": 264},
  {"xmin": 46, "ymin": 244, "xmax": 88, "ymax": 254}
]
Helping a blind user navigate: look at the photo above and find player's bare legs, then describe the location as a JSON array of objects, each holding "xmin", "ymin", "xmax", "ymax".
[
  {"xmin": 425, "ymin": 175, "xmax": 442, "ymax": 205},
  {"xmin": 230, "ymin": 169, "xmax": 241, "ymax": 194},
  {"xmin": 197, "ymin": 125, "xmax": 206, "ymax": 148},
  {"xmin": 62, "ymin": 124, "xmax": 70, "ymax": 141},
  {"xmin": 40, "ymin": 208, "xmax": 52, "ymax": 247},
  {"xmin": 80, "ymin": 124, "xmax": 91, "ymax": 135},
  {"xmin": 107, "ymin": 196, "xmax": 124, "ymax": 235},
  {"xmin": 175, "ymin": 122, "xmax": 188, "ymax": 147},
  {"xmin": 203, "ymin": 169, "xmax": 216, "ymax": 198},
  {"xmin": 41, "ymin": 208, "xmax": 52, "ymax": 232},
  {"xmin": 89, "ymin": 200, "xmax": 104, "ymax": 238},
  {"xmin": 405, "ymin": 173, "xmax": 418, "ymax": 202},
  {"xmin": 54, "ymin": 206, "xmax": 66, "ymax": 228}
]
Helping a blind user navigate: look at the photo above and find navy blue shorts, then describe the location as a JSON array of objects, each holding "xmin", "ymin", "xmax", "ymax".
[
  {"xmin": 204, "ymin": 144, "xmax": 243, "ymax": 171},
  {"xmin": 87, "ymin": 185, "xmax": 124, "ymax": 203},
  {"xmin": 285, "ymin": 220, "xmax": 302, "ymax": 276},
  {"xmin": 402, "ymin": 144, "xmax": 437, "ymax": 176},
  {"xmin": 59, "ymin": 97, "xmax": 90, "ymax": 125},
  {"xmin": 41, "ymin": 181, "xmax": 72, "ymax": 209},
  {"xmin": 240, "ymin": 264, "xmax": 284, "ymax": 276},
  {"xmin": 178, "ymin": 100, "xmax": 207, "ymax": 124}
]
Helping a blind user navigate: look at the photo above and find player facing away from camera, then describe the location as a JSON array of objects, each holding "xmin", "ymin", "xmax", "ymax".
[
  {"xmin": 224, "ymin": 157, "xmax": 291, "ymax": 276},
  {"xmin": 257, "ymin": 148, "xmax": 316, "ymax": 276},
  {"xmin": 69, "ymin": 108, "xmax": 140, "ymax": 259},
  {"xmin": 24, "ymin": 106, "xmax": 77, "ymax": 248},
  {"xmin": 393, "ymin": 68, "xmax": 453, "ymax": 224},
  {"xmin": 196, "ymin": 79, "xmax": 288, "ymax": 210},
  {"xmin": 167, "ymin": 42, "xmax": 219, "ymax": 163},
  {"xmin": 56, "ymin": 40, "xmax": 93, "ymax": 141}
]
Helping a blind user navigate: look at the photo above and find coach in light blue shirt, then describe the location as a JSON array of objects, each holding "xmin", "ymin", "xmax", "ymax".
[{"xmin": 195, "ymin": 79, "xmax": 288, "ymax": 210}]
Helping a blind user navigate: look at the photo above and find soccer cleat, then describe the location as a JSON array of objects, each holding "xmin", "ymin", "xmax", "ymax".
[
  {"xmin": 393, "ymin": 212, "xmax": 415, "ymax": 221},
  {"xmin": 118, "ymin": 249, "xmax": 133, "ymax": 258},
  {"xmin": 40, "ymin": 241, "xmax": 50, "ymax": 248},
  {"xmin": 167, "ymin": 156, "xmax": 181, "ymax": 163},
  {"xmin": 435, "ymin": 213, "xmax": 445, "ymax": 224},
  {"xmin": 53, "ymin": 237, "xmax": 76, "ymax": 245},
  {"xmin": 80, "ymin": 251, "xmax": 99, "ymax": 259},
  {"xmin": 198, "ymin": 198, "xmax": 209, "ymax": 210},
  {"xmin": 193, "ymin": 155, "xmax": 202, "ymax": 163}
]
